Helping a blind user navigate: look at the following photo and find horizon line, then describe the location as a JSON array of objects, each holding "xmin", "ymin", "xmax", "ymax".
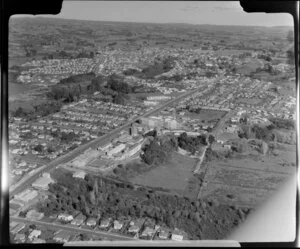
[{"xmin": 11, "ymin": 16, "xmax": 294, "ymax": 28}]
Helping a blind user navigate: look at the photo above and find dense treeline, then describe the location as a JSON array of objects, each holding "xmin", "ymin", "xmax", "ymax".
[
  {"xmin": 58, "ymin": 72, "xmax": 95, "ymax": 85},
  {"xmin": 269, "ymin": 117, "xmax": 295, "ymax": 130},
  {"xmin": 141, "ymin": 134, "xmax": 178, "ymax": 165},
  {"xmin": 123, "ymin": 56, "xmax": 175, "ymax": 79},
  {"xmin": 12, "ymin": 100, "xmax": 63, "ymax": 120},
  {"xmin": 238, "ymin": 124, "xmax": 274, "ymax": 142},
  {"xmin": 112, "ymin": 162, "xmax": 152, "ymax": 180},
  {"xmin": 48, "ymin": 72, "xmax": 96, "ymax": 102},
  {"xmin": 11, "ymin": 72, "xmax": 144, "ymax": 120},
  {"xmin": 140, "ymin": 132, "xmax": 208, "ymax": 164},
  {"xmin": 238, "ymin": 118, "xmax": 295, "ymax": 142},
  {"xmin": 37, "ymin": 171, "xmax": 249, "ymax": 239},
  {"xmin": 48, "ymin": 73, "xmax": 134, "ymax": 105},
  {"xmin": 178, "ymin": 132, "xmax": 207, "ymax": 154}
]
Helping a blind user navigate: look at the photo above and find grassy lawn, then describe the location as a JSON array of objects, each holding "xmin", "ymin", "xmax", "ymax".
[
  {"xmin": 130, "ymin": 152, "xmax": 197, "ymax": 192},
  {"xmin": 185, "ymin": 109, "xmax": 227, "ymax": 122}
]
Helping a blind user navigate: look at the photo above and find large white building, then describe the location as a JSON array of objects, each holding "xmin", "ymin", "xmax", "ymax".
[
  {"xmin": 164, "ymin": 119, "xmax": 178, "ymax": 130},
  {"xmin": 106, "ymin": 143, "xmax": 126, "ymax": 157},
  {"xmin": 147, "ymin": 95, "xmax": 171, "ymax": 101},
  {"xmin": 144, "ymin": 100, "xmax": 158, "ymax": 106},
  {"xmin": 72, "ymin": 170, "xmax": 86, "ymax": 179},
  {"xmin": 120, "ymin": 143, "xmax": 142, "ymax": 160},
  {"xmin": 71, "ymin": 148, "xmax": 100, "ymax": 167},
  {"xmin": 32, "ymin": 176, "xmax": 54, "ymax": 190},
  {"xmin": 14, "ymin": 189, "xmax": 38, "ymax": 203}
]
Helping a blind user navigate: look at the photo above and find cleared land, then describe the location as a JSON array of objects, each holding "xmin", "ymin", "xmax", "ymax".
[
  {"xmin": 130, "ymin": 152, "xmax": 197, "ymax": 194},
  {"xmin": 198, "ymin": 144, "xmax": 296, "ymax": 208}
]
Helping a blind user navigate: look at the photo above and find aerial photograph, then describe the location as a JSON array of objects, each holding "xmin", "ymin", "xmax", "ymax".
[{"xmin": 8, "ymin": 1, "xmax": 296, "ymax": 244}]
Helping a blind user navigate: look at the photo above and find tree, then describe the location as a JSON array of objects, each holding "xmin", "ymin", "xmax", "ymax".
[
  {"xmin": 144, "ymin": 129, "xmax": 157, "ymax": 138},
  {"xmin": 140, "ymin": 137, "xmax": 174, "ymax": 165},
  {"xmin": 33, "ymin": 144, "xmax": 43, "ymax": 152},
  {"xmin": 14, "ymin": 107, "xmax": 27, "ymax": 118},
  {"xmin": 208, "ymin": 134, "xmax": 215, "ymax": 145},
  {"xmin": 19, "ymin": 211, "xmax": 27, "ymax": 217},
  {"xmin": 78, "ymin": 233, "xmax": 90, "ymax": 241},
  {"xmin": 107, "ymin": 74, "xmax": 132, "ymax": 94},
  {"xmin": 61, "ymin": 132, "xmax": 76, "ymax": 143},
  {"xmin": 93, "ymin": 179, "xmax": 99, "ymax": 197},
  {"xmin": 84, "ymin": 202, "xmax": 90, "ymax": 216},
  {"xmin": 47, "ymin": 145, "xmax": 55, "ymax": 153}
]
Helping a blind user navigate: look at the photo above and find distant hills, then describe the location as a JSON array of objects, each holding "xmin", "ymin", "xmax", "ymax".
[{"xmin": 11, "ymin": 16, "xmax": 293, "ymax": 29}]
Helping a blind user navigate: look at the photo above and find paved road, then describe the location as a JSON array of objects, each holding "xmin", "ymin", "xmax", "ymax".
[
  {"xmin": 213, "ymin": 110, "xmax": 233, "ymax": 137},
  {"xmin": 10, "ymin": 88, "xmax": 201, "ymax": 196},
  {"xmin": 11, "ymin": 217, "xmax": 136, "ymax": 241}
]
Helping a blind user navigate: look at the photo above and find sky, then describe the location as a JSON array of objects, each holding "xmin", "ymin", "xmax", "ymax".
[{"xmin": 14, "ymin": 1, "xmax": 293, "ymax": 27}]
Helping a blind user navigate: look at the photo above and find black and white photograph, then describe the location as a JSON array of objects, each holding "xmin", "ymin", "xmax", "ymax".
[{"xmin": 5, "ymin": 0, "xmax": 298, "ymax": 245}]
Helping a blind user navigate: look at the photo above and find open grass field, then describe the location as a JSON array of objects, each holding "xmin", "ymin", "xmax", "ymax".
[
  {"xmin": 214, "ymin": 49, "xmax": 249, "ymax": 56},
  {"xmin": 130, "ymin": 152, "xmax": 197, "ymax": 193},
  {"xmin": 185, "ymin": 109, "xmax": 227, "ymax": 122},
  {"xmin": 236, "ymin": 98, "xmax": 262, "ymax": 105},
  {"xmin": 198, "ymin": 144, "xmax": 296, "ymax": 208}
]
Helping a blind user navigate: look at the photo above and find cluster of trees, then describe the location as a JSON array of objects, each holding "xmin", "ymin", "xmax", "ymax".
[
  {"xmin": 87, "ymin": 75, "xmax": 107, "ymax": 93},
  {"xmin": 23, "ymin": 44, "xmax": 37, "ymax": 57},
  {"xmin": 107, "ymin": 74, "xmax": 133, "ymax": 94},
  {"xmin": 59, "ymin": 72, "xmax": 95, "ymax": 85},
  {"xmin": 238, "ymin": 117, "xmax": 295, "ymax": 142},
  {"xmin": 178, "ymin": 132, "xmax": 207, "ymax": 154},
  {"xmin": 141, "ymin": 134, "xmax": 178, "ymax": 165},
  {"xmin": 112, "ymin": 162, "xmax": 152, "ymax": 180},
  {"xmin": 205, "ymin": 71, "xmax": 216, "ymax": 78},
  {"xmin": 238, "ymin": 52, "xmax": 252, "ymax": 59},
  {"xmin": 14, "ymin": 72, "xmax": 142, "ymax": 122},
  {"xmin": 33, "ymin": 144, "xmax": 43, "ymax": 152},
  {"xmin": 123, "ymin": 56, "xmax": 175, "ymax": 79},
  {"xmin": 61, "ymin": 132, "xmax": 76, "ymax": 143},
  {"xmin": 12, "ymin": 100, "xmax": 63, "ymax": 120},
  {"xmin": 269, "ymin": 117, "xmax": 295, "ymax": 130},
  {"xmin": 48, "ymin": 73, "xmax": 96, "ymax": 102},
  {"xmin": 87, "ymin": 74, "xmax": 133, "ymax": 105},
  {"xmin": 238, "ymin": 124, "xmax": 275, "ymax": 142},
  {"xmin": 76, "ymin": 51, "xmax": 95, "ymax": 59},
  {"xmin": 257, "ymin": 53, "xmax": 272, "ymax": 62},
  {"xmin": 57, "ymin": 50, "xmax": 74, "ymax": 59},
  {"xmin": 50, "ymin": 72, "xmax": 133, "ymax": 104},
  {"xmin": 49, "ymin": 84, "xmax": 83, "ymax": 102},
  {"xmin": 37, "ymin": 171, "xmax": 246, "ymax": 240},
  {"xmin": 255, "ymin": 63, "xmax": 278, "ymax": 75},
  {"xmin": 140, "ymin": 132, "xmax": 214, "ymax": 163}
]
